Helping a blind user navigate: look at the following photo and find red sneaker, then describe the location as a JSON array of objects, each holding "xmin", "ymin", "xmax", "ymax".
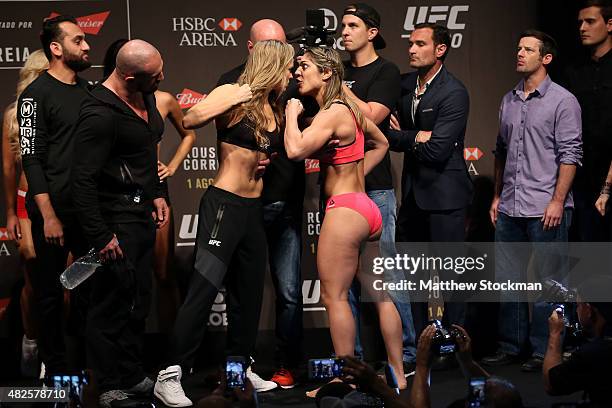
[{"xmin": 271, "ymin": 368, "xmax": 295, "ymax": 389}]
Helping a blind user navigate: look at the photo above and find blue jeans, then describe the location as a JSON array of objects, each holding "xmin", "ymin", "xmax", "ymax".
[
  {"xmin": 263, "ymin": 201, "xmax": 303, "ymax": 366},
  {"xmin": 349, "ymin": 189, "xmax": 417, "ymax": 363},
  {"xmin": 495, "ymin": 210, "xmax": 572, "ymax": 358}
]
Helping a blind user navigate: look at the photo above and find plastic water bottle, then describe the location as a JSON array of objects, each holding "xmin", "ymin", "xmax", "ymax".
[{"xmin": 60, "ymin": 249, "xmax": 102, "ymax": 289}]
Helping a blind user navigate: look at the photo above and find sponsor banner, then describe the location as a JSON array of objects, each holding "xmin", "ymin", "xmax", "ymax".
[
  {"xmin": 401, "ymin": 5, "xmax": 470, "ymax": 48},
  {"xmin": 176, "ymin": 88, "xmax": 206, "ymax": 109},
  {"xmin": 0, "ymin": 1, "xmax": 127, "ymax": 69},
  {"xmin": 464, "ymin": 147, "xmax": 483, "ymax": 161},
  {"xmin": 0, "ymin": 0, "xmax": 538, "ymax": 332},
  {"xmin": 464, "ymin": 147, "xmax": 483, "ymax": 175},
  {"xmin": 172, "ymin": 16, "xmax": 242, "ymax": 47},
  {"xmin": 48, "ymin": 11, "xmax": 111, "ymax": 35},
  {"xmin": 304, "ymin": 159, "xmax": 320, "ymax": 174}
]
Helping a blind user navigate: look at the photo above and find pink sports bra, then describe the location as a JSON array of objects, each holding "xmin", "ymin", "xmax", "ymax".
[{"xmin": 318, "ymin": 101, "xmax": 364, "ymax": 165}]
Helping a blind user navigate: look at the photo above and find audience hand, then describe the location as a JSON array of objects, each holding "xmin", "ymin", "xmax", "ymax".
[
  {"xmin": 416, "ymin": 324, "xmax": 436, "ymax": 369},
  {"xmin": 341, "ymin": 355, "xmax": 380, "ymax": 391},
  {"xmin": 452, "ymin": 324, "xmax": 472, "ymax": 362},
  {"xmin": 548, "ymin": 309, "xmax": 565, "ymax": 337}
]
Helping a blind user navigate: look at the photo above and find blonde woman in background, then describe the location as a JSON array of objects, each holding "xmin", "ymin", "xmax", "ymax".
[{"xmin": 1, "ymin": 49, "xmax": 48, "ymax": 377}]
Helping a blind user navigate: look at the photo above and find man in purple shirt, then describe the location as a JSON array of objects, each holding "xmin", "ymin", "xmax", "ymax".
[{"xmin": 483, "ymin": 30, "xmax": 582, "ymax": 372}]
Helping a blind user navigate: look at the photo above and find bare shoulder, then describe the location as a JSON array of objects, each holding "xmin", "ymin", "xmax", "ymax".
[
  {"xmin": 155, "ymin": 90, "xmax": 174, "ymax": 105},
  {"xmin": 316, "ymin": 102, "xmax": 349, "ymax": 123}
]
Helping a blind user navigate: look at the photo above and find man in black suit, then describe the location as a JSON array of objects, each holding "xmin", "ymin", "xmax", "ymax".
[{"xmin": 387, "ymin": 23, "xmax": 472, "ymax": 335}]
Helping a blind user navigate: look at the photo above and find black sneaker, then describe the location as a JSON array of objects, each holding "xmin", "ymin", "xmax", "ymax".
[
  {"xmin": 520, "ymin": 356, "xmax": 543, "ymax": 372},
  {"xmin": 481, "ymin": 351, "xmax": 519, "ymax": 366},
  {"xmin": 123, "ymin": 377, "xmax": 154, "ymax": 397}
]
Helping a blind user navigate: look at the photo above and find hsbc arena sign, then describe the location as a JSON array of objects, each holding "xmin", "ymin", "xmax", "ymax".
[{"xmin": 172, "ymin": 16, "xmax": 242, "ymax": 47}]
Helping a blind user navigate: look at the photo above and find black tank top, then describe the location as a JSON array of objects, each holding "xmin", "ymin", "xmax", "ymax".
[{"xmin": 217, "ymin": 118, "xmax": 282, "ymax": 155}]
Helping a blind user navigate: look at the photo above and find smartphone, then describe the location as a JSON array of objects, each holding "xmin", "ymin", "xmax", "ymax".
[
  {"xmin": 308, "ymin": 358, "xmax": 344, "ymax": 380},
  {"xmin": 47, "ymin": 371, "xmax": 89, "ymax": 407},
  {"xmin": 226, "ymin": 356, "xmax": 246, "ymax": 389},
  {"xmin": 467, "ymin": 377, "xmax": 486, "ymax": 407}
]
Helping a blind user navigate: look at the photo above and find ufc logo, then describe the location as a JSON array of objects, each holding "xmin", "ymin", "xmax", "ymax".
[
  {"xmin": 179, "ymin": 214, "xmax": 198, "ymax": 239},
  {"xmin": 403, "ymin": 5, "xmax": 469, "ymax": 31},
  {"xmin": 208, "ymin": 239, "xmax": 221, "ymax": 247}
]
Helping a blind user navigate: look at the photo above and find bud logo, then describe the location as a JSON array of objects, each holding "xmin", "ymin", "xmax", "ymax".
[
  {"xmin": 0, "ymin": 228, "xmax": 9, "ymax": 241},
  {"xmin": 305, "ymin": 159, "xmax": 320, "ymax": 174},
  {"xmin": 48, "ymin": 11, "xmax": 110, "ymax": 35},
  {"xmin": 401, "ymin": 6, "xmax": 469, "ymax": 48},
  {"xmin": 176, "ymin": 88, "xmax": 206, "ymax": 109},
  {"xmin": 464, "ymin": 147, "xmax": 483, "ymax": 161},
  {"xmin": 218, "ymin": 18, "xmax": 241, "ymax": 32}
]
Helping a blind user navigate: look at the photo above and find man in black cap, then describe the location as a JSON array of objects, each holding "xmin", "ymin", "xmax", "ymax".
[{"xmin": 341, "ymin": 2, "xmax": 418, "ymax": 371}]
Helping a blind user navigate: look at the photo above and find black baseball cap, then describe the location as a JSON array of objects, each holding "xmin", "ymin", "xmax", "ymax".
[{"xmin": 343, "ymin": 3, "xmax": 386, "ymax": 49}]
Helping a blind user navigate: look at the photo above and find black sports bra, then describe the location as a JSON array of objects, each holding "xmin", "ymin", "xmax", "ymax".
[{"xmin": 217, "ymin": 118, "xmax": 282, "ymax": 155}]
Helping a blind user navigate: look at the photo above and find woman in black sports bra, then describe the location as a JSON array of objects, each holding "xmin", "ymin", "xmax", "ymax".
[{"xmin": 153, "ymin": 40, "xmax": 294, "ymax": 404}]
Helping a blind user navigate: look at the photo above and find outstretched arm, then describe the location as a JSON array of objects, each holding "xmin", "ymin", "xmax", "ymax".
[{"xmin": 183, "ymin": 83, "xmax": 252, "ymax": 129}]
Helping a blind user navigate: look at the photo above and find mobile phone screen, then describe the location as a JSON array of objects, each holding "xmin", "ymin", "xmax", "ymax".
[
  {"xmin": 308, "ymin": 358, "xmax": 343, "ymax": 380},
  {"xmin": 226, "ymin": 360, "xmax": 245, "ymax": 389},
  {"xmin": 468, "ymin": 377, "xmax": 486, "ymax": 407}
]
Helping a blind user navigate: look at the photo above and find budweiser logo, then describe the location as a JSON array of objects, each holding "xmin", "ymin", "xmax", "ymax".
[
  {"xmin": 218, "ymin": 18, "xmax": 242, "ymax": 32},
  {"xmin": 464, "ymin": 147, "xmax": 483, "ymax": 161},
  {"xmin": 176, "ymin": 88, "xmax": 206, "ymax": 109},
  {"xmin": 48, "ymin": 11, "xmax": 110, "ymax": 35},
  {"xmin": 0, "ymin": 228, "xmax": 9, "ymax": 241},
  {"xmin": 305, "ymin": 159, "xmax": 320, "ymax": 174}
]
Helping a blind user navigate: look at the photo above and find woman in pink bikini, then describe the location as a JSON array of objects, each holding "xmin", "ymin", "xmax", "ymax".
[{"xmin": 285, "ymin": 46, "xmax": 406, "ymax": 388}]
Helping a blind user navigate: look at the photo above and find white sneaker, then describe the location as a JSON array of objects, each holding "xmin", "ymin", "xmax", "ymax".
[
  {"xmin": 39, "ymin": 362, "xmax": 46, "ymax": 380},
  {"xmin": 154, "ymin": 365, "xmax": 192, "ymax": 407},
  {"xmin": 246, "ymin": 367, "xmax": 278, "ymax": 392}
]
